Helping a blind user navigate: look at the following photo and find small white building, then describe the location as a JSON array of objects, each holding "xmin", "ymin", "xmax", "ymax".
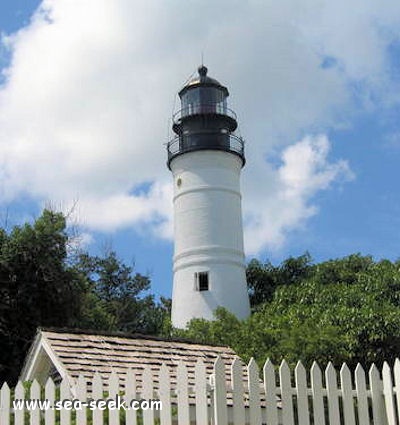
[
  {"xmin": 20, "ymin": 328, "xmax": 271, "ymax": 424},
  {"xmin": 21, "ymin": 328, "xmax": 243, "ymax": 391}
]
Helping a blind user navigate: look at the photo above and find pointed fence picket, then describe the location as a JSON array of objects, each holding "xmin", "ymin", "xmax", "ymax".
[
  {"xmin": 340, "ymin": 364, "xmax": 356, "ymax": 425},
  {"xmin": 194, "ymin": 359, "xmax": 208, "ymax": 425},
  {"xmin": 355, "ymin": 364, "xmax": 369, "ymax": 425},
  {"xmin": 383, "ymin": 362, "xmax": 397, "ymax": 425},
  {"xmin": 30, "ymin": 379, "xmax": 41, "ymax": 425},
  {"xmin": 13, "ymin": 381, "xmax": 24, "ymax": 425},
  {"xmin": 142, "ymin": 366, "xmax": 155, "ymax": 425},
  {"xmin": 0, "ymin": 382, "xmax": 10, "ymax": 425},
  {"xmin": 280, "ymin": 360, "xmax": 295, "ymax": 425},
  {"xmin": 295, "ymin": 361, "xmax": 309, "ymax": 425},
  {"xmin": 176, "ymin": 361, "xmax": 190, "ymax": 424},
  {"xmin": 4, "ymin": 357, "xmax": 400, "ymax": 424},
  {"xmin": 159, "ymin": 364, "xmax": 172, "ymax": 425},
  {"xmin": 92, "ymin": 372, "xmax": 104, "ymax": 425},
  {"xmin": 231, "ymin": 357, "xmax": 245, "ymax": 425},
  {"xmin": 125, "ymin": 369, "xmax": 137, "ymax": 425},
  {"xmin": 370, "ymin": 363, "xmax": 387, "ymax": 424},
  {"xmin": 45, "ymin": 377, "xmax": 56, "ymax": 425},
  {"xmin": 247, "ymin": 358, "xmax": 261, "ymax": 425},
  {"xmin": 60, "ymin": 376, "xmax": 71, "ymax": 425},
  {"xmin": 213, "ymin": 356, "xmax": 228, "ymax": 425},
  {"xmin": 264, "ymin": 359, "xmax": 279, "ymax": 425},
  {"xmin": 311, "ymin": 361, "xmax": 326, "ymax": 425},
  {"xmin": 326, "ymin": 362, "xmax": 340, "ymax": 425},
  {"xmin": 76, "ymin": 374, "xmax": 87, "ymax": 425},
  {"xmin": 108, "ymin": 371, "xmax": 120, "ymax": 425}
]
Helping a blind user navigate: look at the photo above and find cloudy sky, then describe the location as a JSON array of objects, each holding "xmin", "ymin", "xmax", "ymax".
[{"xmin": 1, "ymin": 0, "xmax": 400, "ymax": 298}]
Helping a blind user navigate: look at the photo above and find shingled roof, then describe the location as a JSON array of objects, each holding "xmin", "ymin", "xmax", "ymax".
[{"xmin": 20, "ymin": 328, "xmax": 245, "ymax": 392}]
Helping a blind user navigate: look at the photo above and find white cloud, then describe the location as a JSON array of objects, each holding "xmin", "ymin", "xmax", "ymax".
[
  {"xmin": 0, "ymin": 0, "xmax": 398, "ymax": 253},
  {"xmin": 76, "ymin": 181, "xmax": 173, "ymax": 239},
  {"xmin": 243, "ymin": 135, "xmax": 354, "ymax": 254}
]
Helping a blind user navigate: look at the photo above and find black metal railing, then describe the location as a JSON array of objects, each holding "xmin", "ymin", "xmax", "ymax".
[
  {"xmin": 166, "ymin": 133, "xmax": 245, "ymax": 166},
  {"xmin": 173, "ymin": 103, "xmax": 237, "ymax": 124}
]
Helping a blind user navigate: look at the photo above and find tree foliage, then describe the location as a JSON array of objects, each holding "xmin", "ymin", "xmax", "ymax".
[
  {"xmin": 0, "ymin": 210, "xmax": 169, "ymax": 384},
  {"xmin": 178, "ymin": 253, "xmax": 400, "ymax": 371},
  {"xmin": 246, "ymin": 252, "xmax": 312, "ymax": 305},
  {"xmin": 0, "ymin": 210, "xmax": 84, "ymax": 383},
  {"xmin": 2, "ymin": 209, "xmax": 400, "ymax": 385},
  {"xmin": 75, "ymin": 251, "xmax": 167, "ymax": 334}
]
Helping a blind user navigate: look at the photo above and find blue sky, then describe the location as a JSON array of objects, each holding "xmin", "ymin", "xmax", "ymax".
[{"xmin": 0, "ymin": 1, "xmax": 400, "ymax": 299}]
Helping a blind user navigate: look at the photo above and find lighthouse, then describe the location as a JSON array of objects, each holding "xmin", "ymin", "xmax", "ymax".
[{"xmin": 167, "ymin": 66, "xmax": 250, "ymax": 328}]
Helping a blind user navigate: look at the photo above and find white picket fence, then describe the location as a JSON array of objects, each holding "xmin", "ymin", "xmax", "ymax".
[{"xmin": 1, "ymin": 357, "xmax": 400, "ymax": 424}]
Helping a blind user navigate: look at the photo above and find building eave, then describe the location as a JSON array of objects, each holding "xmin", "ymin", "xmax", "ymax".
[
  {"xmin": 19, "ymin": 329, "xmax": 43, "ymax": 381},
  {"xmin": 19, "ymin": 328, "xmax": 75, "ymax": 390}
]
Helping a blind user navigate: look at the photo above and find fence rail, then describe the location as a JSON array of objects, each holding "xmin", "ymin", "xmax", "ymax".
[{"xmin": 1, "ymin": 357, "xmax": 399, "ymax": 424}]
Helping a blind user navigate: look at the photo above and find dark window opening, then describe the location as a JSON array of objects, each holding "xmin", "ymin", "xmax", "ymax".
[{"xmin": 195, "ymin": 271, "xmax": 209, "ymax": 291}]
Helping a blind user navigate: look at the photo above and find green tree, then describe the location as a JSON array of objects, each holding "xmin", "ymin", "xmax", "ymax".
[
  {"xmin": 246, "ymin": 253, "xmax": 312, "ymax": 306},
  {"xmin": 181, "ymin": 254, "xmax": 400, "ymax": 370},
  {"xmin": 0, "ymin": 210, "xmax": 85, "ymax": 384},
  {"xmin": 75, "ymin": 251, "xmax": 169, "ymax": 335},
  {"xmin": 0, "ymin": 210, "xmax": 170, "ymax": 384}
]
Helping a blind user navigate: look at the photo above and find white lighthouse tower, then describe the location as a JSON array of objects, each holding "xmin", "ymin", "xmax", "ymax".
[{"xmin": 167, "ymin": 65, "xmax": 250, "ymax": 328}]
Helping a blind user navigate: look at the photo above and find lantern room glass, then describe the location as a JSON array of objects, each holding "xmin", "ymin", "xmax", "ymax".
[{"xmin": 181, "ymin": 87, "xmax": 227, "ymax": 117}]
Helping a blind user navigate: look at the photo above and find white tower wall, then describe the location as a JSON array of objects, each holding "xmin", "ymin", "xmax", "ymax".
[{"xmin": 170, "ymin": 150, "xmax": 250, "ymax": 328}]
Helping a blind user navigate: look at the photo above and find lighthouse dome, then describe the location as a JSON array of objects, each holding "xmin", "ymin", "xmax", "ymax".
[{"xmin": 179, "ymin": 65, "xmax": 228, "ymax": 96}]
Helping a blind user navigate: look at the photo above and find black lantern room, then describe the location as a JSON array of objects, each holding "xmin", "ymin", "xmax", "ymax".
[{"xmin": 167, "ymin": 66, "xmax": 245, "ymax": 168}]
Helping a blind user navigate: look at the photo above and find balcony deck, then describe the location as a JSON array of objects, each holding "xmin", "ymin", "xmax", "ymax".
[{"xmin": 166, "ymin": 133, "xmax": 245, "ymax": 168}]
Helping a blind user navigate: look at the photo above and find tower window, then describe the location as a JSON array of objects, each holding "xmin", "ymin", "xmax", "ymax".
[{"xmin": 195, "ymin": 271, "xmax": 209, "ymax": 291}]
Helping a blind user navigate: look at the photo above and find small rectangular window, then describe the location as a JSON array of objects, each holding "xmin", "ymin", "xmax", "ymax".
[{"xmin": 195, "ymin": 271, "xmax": 209, "ymax": 291}]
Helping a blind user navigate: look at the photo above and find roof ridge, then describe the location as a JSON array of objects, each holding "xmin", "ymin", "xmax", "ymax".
[{"xmin": 39, "ymin": 327, "xmax": 231, "ymax": 349}]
